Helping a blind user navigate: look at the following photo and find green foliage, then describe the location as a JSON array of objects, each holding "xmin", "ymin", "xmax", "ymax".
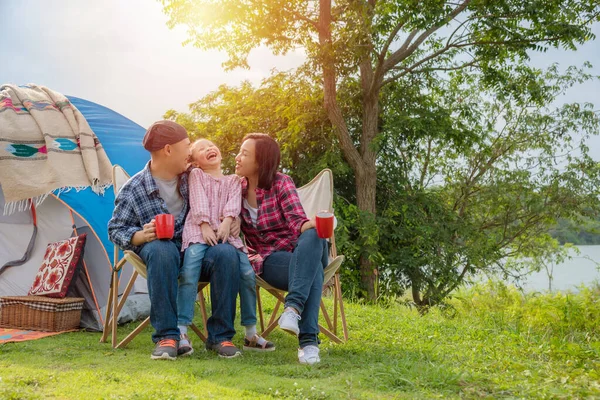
[
  {"xmin": 370, "ymin": 63, "xmax": 600, "ymax": 307},
  {"xmin": 3, "ymin": 287, "xmax": 600, "ymax": 398},
  {"xmin": 550, "ymin": 216, "xmax": 600, "ymax": 245},
  {"xmin": 451, "ymin": 280, "xmax": 600, "ymax": 341},
  {"xmin": 164, "ymin": 71, "xmax": 351, "ymax": 187}
]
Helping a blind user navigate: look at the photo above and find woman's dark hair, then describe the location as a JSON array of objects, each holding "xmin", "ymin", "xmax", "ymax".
[{"xmin": 243, "ymin": 133, "xmax": 280, "ymax": 190}]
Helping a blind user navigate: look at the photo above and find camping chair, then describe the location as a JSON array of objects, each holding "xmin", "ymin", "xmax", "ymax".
[
  {"xmin": 100, "ymin": 165, "xmax": 209, "ymax": 349},
  {"xmin": 255, "ymin": 169, "xmax": 348, "ymax": 343}
]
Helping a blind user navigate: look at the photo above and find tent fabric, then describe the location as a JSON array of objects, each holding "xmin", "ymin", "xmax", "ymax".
[
  {"xmin": 58, "ymin": 96, "xmax": 150, "ymax": 259},
  {"xmin": 0, "ymin": 95, "xmax": 151, "ymax": 330}
]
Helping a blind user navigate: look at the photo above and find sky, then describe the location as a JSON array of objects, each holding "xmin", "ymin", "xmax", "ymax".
[
  {"xmin": 0, "ymin": 0, "xmax": 304, "ymax": 127},
  {"xmin": 1, "ymin": 0, "xmax": 599, "ymax": 156}
]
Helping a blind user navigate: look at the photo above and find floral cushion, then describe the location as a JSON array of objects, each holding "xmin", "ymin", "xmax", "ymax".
[{"xmin": 28, "ymin": 234, "xmax": 87, "ymax": 298}]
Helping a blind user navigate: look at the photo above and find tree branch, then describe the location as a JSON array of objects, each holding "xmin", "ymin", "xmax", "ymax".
[
  {"xmin": 419, "ymin": 137, "xmax": 432, "ymax": 189},
  {"xmin": 382, "ymin": 0, "xmax": 472, "ymax": 73},
  {"xmin": 378, "ymin": 18, "xmax": 409, "ymax": 65},
  {"xmin": 390, "ymin": 57, "xmax": 480, "ymax": 76},
  {"xmin": 380, "ymin": 34, "xmax": 564, "ymax": 88},
  {"xmin": 292, "ymin": 11, "xmax": 319, "ymax": 30}
]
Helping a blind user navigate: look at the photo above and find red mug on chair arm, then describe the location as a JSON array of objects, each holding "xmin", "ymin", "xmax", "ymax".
[
  {"xmin": 315, "ymin": 211, "xmax": 335, "ymax": 239},
  {"xmin": 155, "ymin": 214, "xmax": 175, "ymax": 240}
]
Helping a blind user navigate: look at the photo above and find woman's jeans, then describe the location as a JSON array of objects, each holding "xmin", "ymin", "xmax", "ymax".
[
  {"xmin": 178, "ymin": 243, "xmax": 257, "ymax": 328},
  {"xmin": 261, "ymin": 229, "xmax": 328, "ymax": 348}
]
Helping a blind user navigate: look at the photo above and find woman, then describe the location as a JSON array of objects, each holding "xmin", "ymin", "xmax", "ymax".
[{"xmin": 235, "ymin": 133, "xmax": 329, "ymax": 365}]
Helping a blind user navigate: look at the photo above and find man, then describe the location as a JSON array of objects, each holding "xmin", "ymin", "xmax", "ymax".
[{"xmin": 108, "ymin": 120, "xmax": 241, "ymax": 360}]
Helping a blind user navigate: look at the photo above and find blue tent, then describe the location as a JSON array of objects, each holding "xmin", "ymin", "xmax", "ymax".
[{"xmin": 60, "ymin": 96, "xmax": 149, "ymax": 260}]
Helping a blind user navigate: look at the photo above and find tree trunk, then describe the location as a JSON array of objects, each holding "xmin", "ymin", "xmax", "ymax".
[
  {"xmin": 356, "ymin": 163, "xmax": 377, "ymax": 300},
  {"xmin": 319, "ymin": 0, "xmax": 380, "ymax": 301}
]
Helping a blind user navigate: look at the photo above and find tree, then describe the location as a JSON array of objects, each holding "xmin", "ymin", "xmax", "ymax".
[
  {"xmin": 376, "ymin": 64, "xmax": 600, "ymax": 309},
  {"xmin": 160, "ymin": 0, "xmax": 600, "ymax": 300}
]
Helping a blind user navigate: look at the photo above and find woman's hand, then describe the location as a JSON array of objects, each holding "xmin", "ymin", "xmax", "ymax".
[
  {"xmin": 230, "ymin": 216, "xmax": 241, "ymax": 237},
  {"xmin": 300, "ymin": 217, "xmax": 316, "ymax": 233},
  {"xmin": 201, "ymin": 222, "xmax": 218, "ymax": 246},
  {"xmin": 217, "ymin": 217, "xmax": 233, "ymax": 242}
]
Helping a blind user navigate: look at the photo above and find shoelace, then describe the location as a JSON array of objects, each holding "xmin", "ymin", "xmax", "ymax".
[
  {"xmin": 220, "ymin": 341, "xmax": 236, "ymax": 347},
  {"xmin": 285, "ymin": 310, "xmax": 302, "ymax": 321},
  {"xmin": 158, "ymin": 339, "xmax": 177, "ymax": 348}
]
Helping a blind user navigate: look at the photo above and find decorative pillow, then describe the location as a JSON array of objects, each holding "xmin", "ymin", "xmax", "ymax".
[{"xmin": 28, "ymin": 234, "xmax": 87, "ymax": 298}]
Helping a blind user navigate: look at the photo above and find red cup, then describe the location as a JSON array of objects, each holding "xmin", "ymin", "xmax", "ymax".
[
  {"xmin": 155, "ymin": 214, "xmax": 175, "ymax": 240},
  {"xmin": 315, "ymin": 211, "xmax": 335, "ymax": 239}
]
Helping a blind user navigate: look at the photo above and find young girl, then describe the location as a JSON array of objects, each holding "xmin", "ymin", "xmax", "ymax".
[{"xmin": 177, "ymin": 138, "xmax": 275, "ymax": 356}]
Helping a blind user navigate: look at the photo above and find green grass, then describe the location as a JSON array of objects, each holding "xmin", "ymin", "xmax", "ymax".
[{"xmin": 1, "ymin": 282, "xmax": 600, "ymax": 399}]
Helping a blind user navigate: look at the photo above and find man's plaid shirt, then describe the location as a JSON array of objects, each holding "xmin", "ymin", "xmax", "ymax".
[
  {"xmin": 241, "ymin": 172, "xmax": 309, "ymax": 275},
  {"xmin": 108, "ymin": 162, "xmax": 189, "ymax": 253}
]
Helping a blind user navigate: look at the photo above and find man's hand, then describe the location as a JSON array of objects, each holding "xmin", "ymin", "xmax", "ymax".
[
  {"xmin": 230, "ymin": 216, "xmax": 241, "ymax": 237},
  {"xmin": 217, "ymin": 217, "xmax": 233, "ymax": 242},
  {"xmin": 201, "ymin": 222, "xmax": 218, "ymax": 246},
  {"xmin": 132, "ymin": 219, "xmax": 157, "ymax": 246}
]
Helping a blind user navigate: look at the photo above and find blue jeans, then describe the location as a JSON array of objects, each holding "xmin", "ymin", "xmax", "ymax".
[
  {"xmin": 239, "ymin": 251, "xmax": 257, "ymax": 327},
  {"xmin": 139, "ymin": 240, "xmax": 239, "ymax": 345},
  {"xmin": 178, "ymin": 244, "xmax": 256, "ymax": 327},
  {"xmin": 261, "ymin": 229, "xmax": 328, "ymax": 347}
]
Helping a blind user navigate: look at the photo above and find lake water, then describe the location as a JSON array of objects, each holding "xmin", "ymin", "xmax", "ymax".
[{"xmin": 500, "ymin": 245, "xmax": 600, "ymax": 292}]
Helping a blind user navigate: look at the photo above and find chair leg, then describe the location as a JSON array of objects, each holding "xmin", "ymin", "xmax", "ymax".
[
  {"xmin": 319, "ymin": 299, "xmax": 346, "ymax": 343},
  {"xmin": 116, "ymin": 316, "xmax": 150, "ymax": 349},
  {"xmin": 320, "ymin": 300, "xmax": 335, "ymax": 331},
  {"xmin": 261, "ymin": 317, "xmax": 279, "ymax": 338},
  {"xmin": 318, "ymin": 323, "xmax": 343, "ymax": 344},
  {"xmin": 198, "ymin": 289, "xmax": 208, "ymax": 337},
  {"xmin": 189, "ymin": 323, "xmax": 207, "ymax": 343},
  {"xmin": 333, "ymin": 284, "xmax": 338, "ymax": 336},
  {"xmin": 99, "ymin": 275, "xmax": 115, "ymax": 343},
  {"xmin": 261, "ymin": 287, "xmax": 287, "ymax": 338},
  {"xmin": 111, "ymin": 269, "xmax": 119, "ymax": 348},
  {"xmin": 109, "ymin": 270, "xmax": 138, "ymax": 348},
  {"xmin": 257, "ymin": 286, "xmax": 265, "ymax": 333},
  {"xmin": 335, "ymin": 274, "xmax": 349, "ymax": 341},
  {"xmin": 113, "ymin": 270, "xmax": 138, "ymax": 321},
  {"xmin": 261, "ymin": 298, "xmax": 282, "ymax": 338},
  {"xmin": 267, "ymin": 299, "xmax": 282, "ymax": 327}
]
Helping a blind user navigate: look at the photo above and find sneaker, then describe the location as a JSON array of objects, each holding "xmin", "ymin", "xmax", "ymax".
[
  {"xmin": 206, "ymin": 341, "xmax": 242, "ymax": 358},
  {"xmin": 151, "ymin": 339, "xmax": 178, "ymax": 360},
  {"xmin": 298, "ymin": 345, "xmax": 320, "ymax": 365},
  {"xmin": 177, "ymin": 333, "xmax": 194, "ymax": 357},
  {"xmin": 243, "ymin": 335, "xmax": 276, "ymax": 352},
  {"xmin": 278, "ymin": 310, "xmax": 301, "ymax": 336}
]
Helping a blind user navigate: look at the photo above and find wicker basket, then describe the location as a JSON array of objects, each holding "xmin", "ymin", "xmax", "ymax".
[{"xmin": 0, "ymin": 296, "xmax": 84, "ymax": 332}]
